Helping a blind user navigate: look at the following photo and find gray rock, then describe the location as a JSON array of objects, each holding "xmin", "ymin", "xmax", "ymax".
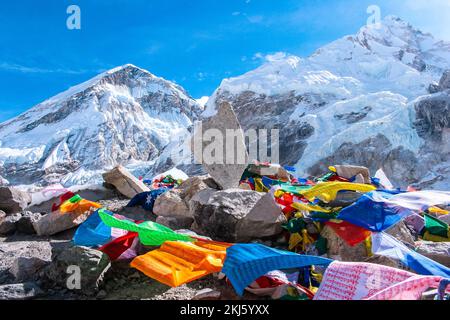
[
  {"xmin": 438, "ymin": 70, "xmax": 450, "ymax": 90},
  {"xmin": 0, "ymin": 213, "xmax": 21, "ymax": 235},
  {"xmin": 191, "ymin": 188, "xmax": 286, "ymax": 242},
  {"xmin": 0, "ymin": 187, "xmax": 31, "ymax": 214},
  {"xmin": 9, "ymin": 257, "xmax": 48, "ymax": 282},
  {"xmin": 364, "ymin": 254, "xmax": 405, "ymax": 269},
  {"xmin": 385, "ymin": 221, "xmax": 415, "ymax": 246},
  {"xmin": 156, "ymin": 216, "xmax": 194, "ymax": 230},
  {"xmin": 415, "ymin": 241, "xmax": 450, "ymax": 268},
  {"xmin": 33, "ymin": 209, "xmax": 92, "ymax": 236},
  {"xmin": 428, "ymin": 83, "xmax": 441, "ymax": 94},
  {"xmin": 16, "ymin": 211, "xmax": 42, "ymax": 234},
  {"xmin": 414, "ymin": 91, "xmax": 450, "ymax": 142},
  {"xmin": 43, "ymin": 246, "xmax": 111, "ymax": 295},
  {"xmin": 192, "ymin": 288, "xmax": 221, "ymax": 300},
  {"xmin": 327, "ymin": 191, "xmax": 364, "ymax": 207},
  {"xmin": 0, "ymin": 282, "xmax": 43, "ymax": 300},
  {"xmin": 96, "ymin": 289, "xmax": 107, "ymax": 299},
  {"xmin": 196, "ymin": 102, "xmax": 248, "ymax": 189},
  {"xmin": 103, "ymin": 165, "xmax": 150, "ymax": 199},
  {"xmin": 154, "ymin": 175, "xmax": 219, "ymax": 218}
]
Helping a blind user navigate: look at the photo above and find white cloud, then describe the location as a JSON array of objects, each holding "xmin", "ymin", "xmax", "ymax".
[
  {"xmin": 247, "ymin": 15, "xmax": 264, "ymax": 24},
  {"xmin": 0, "ymin": 62, "xmax": 99, "ymax": 75}
]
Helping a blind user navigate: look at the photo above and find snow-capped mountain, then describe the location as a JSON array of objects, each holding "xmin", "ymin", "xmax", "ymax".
[
  {"xmin": 202, "ymin": 16, "xmax": 450, "ymax": 188},
  {"xmin": 1, "ymin": 16, "xmax": 449, "ymax": 189},
  {"xmin": 0, "ymin": 64, "xmax": 201, "ymax": 185}
]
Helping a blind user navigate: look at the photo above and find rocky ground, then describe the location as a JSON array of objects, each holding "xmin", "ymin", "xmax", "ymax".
[{"xmin": 0, "ymin": 197, "xmax": 262, "ymax": 300}]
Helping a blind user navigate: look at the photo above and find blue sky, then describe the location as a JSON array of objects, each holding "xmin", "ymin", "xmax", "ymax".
[{"xmin": 0, "ymin": 0, "xmax": 449, "ymax": 122}]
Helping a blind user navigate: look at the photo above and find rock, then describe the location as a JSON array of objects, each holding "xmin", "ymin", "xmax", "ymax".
[
  {"xmin": 326, "ymin": 191, "xmax": 363, "ymax": 208},
  {"xmin": 385, "ymin": 221, "xmax": 416, "ymax": 246},
  {"xmin": 0, "ymin": 187, "xmax": 31, "ymax": 214},
  {"xmin": 102, "ymin": 165, "xmax": 150, "ymax": 199},
  {"xmin": 153, "ymin": 189, "xmax": 189, "ymax": 217},
  {"xmin": 192, "ymin": 288, "xmax": 221, "ymax": 300},
  {"xmin": 96, "ymin": 290, "xmax": 107, "ymax": 299},
  {"xmin": 438, "ymin": 70, "xmax": 450, "ymax": 90},
  {"xmin": 33, "ymin": 210, "xmax": 92, "ymax": 236},
  {"xmin": 320, "ymin": 225, "xmax": 368, "ymax": 261},
  {"xmin": 191, "ymin": 188, "xmax": 286, "ymax": 242},
  {"xmin": 9, "ymin": 257, "xmax": 48, "ymax": 282},
  {"xmin": 153, "ymin": 175, "xmax": 219, "ymax": 218},
  {"xmin": 247, "ymin": 163, "xmax": 291, "ymax": 181},
  {"xmin": 0, "ymin": 213, "xmax": 21, "ymax": 235},
  {"xmin": 428, "ymin": 83, "xmax": 441, "ymax": 94},
  {"xmin": 0, "ymin": 210, "xmax": 5, "ymax": 223},
  {"xmin": 364, "ymin": 254, "xmax": 402, "ymax": 269},
  {"xmin": 415, "ymin": 241, "xmax": 450, "ymax": 268},
  {"xmin": 156, "ymin": 216, "xmax": 194, "ymax": 230},
  {"xmin": 333, "ymin": 165, "xmax": 371, "ymax": 184},
  {"xmin": 43, "ymin": 246, "xmax": 111, "ymax": 295},
  {"xmin": 16, "ymin": 211, "xmax": 42, "ymax": 234},
  {"xmin": 196, "ymin": 102, "xmax": 248, "ymax": 189},
  {"xmin": 0, "ymin": 282, "xmax": 43, "ymax": 300}
]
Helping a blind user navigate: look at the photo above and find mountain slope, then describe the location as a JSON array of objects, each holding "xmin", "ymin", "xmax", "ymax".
[
  {"xmin": 0, "ymin": 64, "xmax": 201, "ymax": 185},
  {"xmin": 202, "ymin": 16, "xmax": 450, "ymax": 188}
]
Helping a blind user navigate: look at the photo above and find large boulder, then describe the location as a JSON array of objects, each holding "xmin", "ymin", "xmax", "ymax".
[
  {"xmin": 42, "ymin": 246, "xmax": 111, "ymax": 296},
  {"xmin": 415, "ymin": 241, "xmax": 450, "ymax": 268},
  {"xmin": 0, "ymin": 283, "xmax": 43, "ymax": 300},
  {"xmin": 9, "ymin": 257, "xmax": 48, "ymax": 282},
  {"xmin": 191, "ymin": 188, "xmax": 286, "ymax": 242},
  {"xmin": 195, "ymin": 102, "xmax": 249, "ymax": 189},
  {"xmin": 33, "ymin": 210, "xmax": 92, "ymax": 236},
  {"xmin": 102, "ymin": 165, "xmax": 149, "ymax": 199},
  {"xmin": 0, "ymin": 187, "xmax": 31, "ymax": 214},
  {"xmin": 153, "ymin": 175, "xmax": 219, "ymax": 218}
]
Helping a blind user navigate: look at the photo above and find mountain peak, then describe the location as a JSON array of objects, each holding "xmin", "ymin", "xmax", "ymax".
[{"xmin": 103, "ymin": 63, "xmax": 153, "ymax": 76}]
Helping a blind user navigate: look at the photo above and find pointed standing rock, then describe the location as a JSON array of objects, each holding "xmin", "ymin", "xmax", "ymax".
[{"xmin": 196, "ymin": 102, "xmax": 248, "ymax": 189}]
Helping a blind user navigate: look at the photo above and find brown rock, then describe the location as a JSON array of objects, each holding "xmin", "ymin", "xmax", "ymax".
[{"xmin": 102, "ymin": 165, "xmax": 149, "ymax": 199}]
